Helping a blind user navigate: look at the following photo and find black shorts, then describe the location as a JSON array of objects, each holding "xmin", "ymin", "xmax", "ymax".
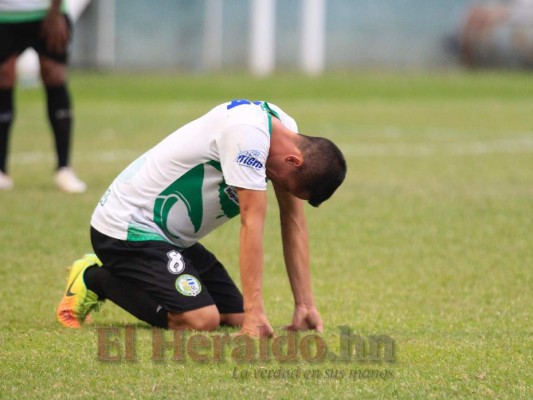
[
  {"xmin": 90, "ymin": 227, "xmax": 244, "ymax": 314},
  {"xmin": 0, "ymin": 15, "xmax": 71, "ymax": 64}
]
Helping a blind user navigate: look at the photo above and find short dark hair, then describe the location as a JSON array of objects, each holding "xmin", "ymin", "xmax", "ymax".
[{"xmin": 294, "ymin": 134, "xmax": 347, "ymax": 207}]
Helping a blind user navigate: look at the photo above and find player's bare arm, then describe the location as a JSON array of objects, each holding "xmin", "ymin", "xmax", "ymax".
[
  {"xmin": 274, "ymin": 182, "xmax": 324, "ymax": 332},
  {"xmin": 236, "ymin": 187, "xmax": 274, "ymax": 337}
]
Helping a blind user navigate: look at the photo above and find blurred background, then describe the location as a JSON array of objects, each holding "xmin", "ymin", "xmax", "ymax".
[{"xmin": 17, "ymin": 0, "xmax": 533, "ymax": 80}]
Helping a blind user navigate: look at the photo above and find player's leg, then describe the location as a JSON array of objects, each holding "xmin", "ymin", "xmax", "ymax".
[
  {"xmin": 167, "ymin": 305, "xmax": 220, "ymax": 331},
  {"xmin": 39, "ymin": 56, "xmax": 86, "ymax": 192},
  {"xmin": 84, "ymin": 261, "xmax": 220, "ymax": 330},
  {"xmin": 0, "ymin": 22, "xmax": 18, "ymax": 189},
  {"xmin": 83, "ymin": 265, "xmax": 169, "ymax": 328},
  {"xmin": 36, "ymin": 14, "xmax": 85, "ymax": 192},
  {"xmin": 182, "ymin": 243, "xmax": 244, "ymax": 328},
  {"xmin": 57, "ymin": 253, "xmax": 104, "ymax": 328},
  {"xmin": 57, "ymin": 252, "xmax": 170, "ymax": 328},
  {"xmin": 85, "ymin": 265, "xmax": 221, "ymax": 330},
  {"xmin": 88, "ymin": 227, "xmax": 221, "ymax": 331},
  {"xmin": 39, "ymin": 55, "xmax": 70, "ymax": 168}
]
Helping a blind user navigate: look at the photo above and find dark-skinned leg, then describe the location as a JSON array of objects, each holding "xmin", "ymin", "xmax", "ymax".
[{"xmin": 0, "ymin": 55, "xmax": 16, "ymax": 189}]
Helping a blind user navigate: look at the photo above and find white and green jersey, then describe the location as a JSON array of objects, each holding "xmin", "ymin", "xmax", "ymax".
[{"xmin": 91, "ymin": 100, "xmax": 298, "ymax": 249}]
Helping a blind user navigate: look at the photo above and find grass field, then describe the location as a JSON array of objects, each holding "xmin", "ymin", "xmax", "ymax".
[{"xmin": 0, "ymin": 71, "xmax": 531, "ymax": 399}]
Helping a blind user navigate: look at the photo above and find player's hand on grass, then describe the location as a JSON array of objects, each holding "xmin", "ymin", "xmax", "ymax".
[
  {"xmin": 237, "ymin": 312, "xmax": 274, "ymax": 338},
  {"xmin": 285, "ymin": 304, "xmax": 324, "ymax": 332}
]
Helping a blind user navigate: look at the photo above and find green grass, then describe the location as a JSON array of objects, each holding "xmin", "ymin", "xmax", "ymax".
[{"xmin": 0, "ymin": 71, "xmax": 531, "ymax": 399}]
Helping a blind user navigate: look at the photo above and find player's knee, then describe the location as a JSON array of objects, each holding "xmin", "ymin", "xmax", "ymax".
[
  {"xmin": 191, "ymin": 313, "xmax": 220, "ymax": 331},
  {"xmin": 39, "ymin": 58, "xmax": 67, "ymax": 86},
  {"xmin": 168, "ymin": 305, "xmax": 220, "ymax": 331}
]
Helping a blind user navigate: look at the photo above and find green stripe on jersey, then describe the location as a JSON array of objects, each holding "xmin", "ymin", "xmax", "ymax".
[
  {"xmin": 126, "ymin": 226, "xmax": 170, "ymax": 243},
  {"xmin": 0, "ymin": 4, "xmax": 68, "ymax": 23},
  {"xmin": 261, "ymin": 102, "xmax": 280, "ymax": 136},
  {"xmin": 0, "ymin": 10, "xmax": 48, "ymax": 23}
]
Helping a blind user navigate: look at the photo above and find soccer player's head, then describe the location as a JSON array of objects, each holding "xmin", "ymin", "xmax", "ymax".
[{"xmin": 294, "ymin": 134, "xmax": 347, "ymax": 207}]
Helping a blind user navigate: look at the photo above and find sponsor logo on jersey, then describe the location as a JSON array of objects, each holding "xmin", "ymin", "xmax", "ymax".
[
  {"xmin": 224, "ymin": 186, "xmax": 239, "ymax": 205},
  {"xmin": 235, "ymin": 150, "xmax": 264, "ymax": 170},
  {"xmin": 167, "ymin": 250, "xmax": 185, "ymax": 274},
  {"xmin": 175, "ymin": 274, "xmax": 202, "ymax": 297}
]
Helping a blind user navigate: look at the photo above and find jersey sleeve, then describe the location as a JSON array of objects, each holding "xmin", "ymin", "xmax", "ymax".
[{"xmin": 216, "ymin": 124, "xmax": 270, "ymax": 191}]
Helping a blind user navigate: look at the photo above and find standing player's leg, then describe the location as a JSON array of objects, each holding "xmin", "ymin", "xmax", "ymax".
[
  {"xmin": 37, "ymin": 13, "xmax": 85, "ymax": 193},
  {"xmin": 0, "ymin": 50, "xmax": 17, "ymax": 190},
  {"xmin": 39, "ymin": 55, "xmax": 85, "ymax": 192},
  {"xmin": 39, "ymin": 56, "xmax": 69, "ymax": 169}
]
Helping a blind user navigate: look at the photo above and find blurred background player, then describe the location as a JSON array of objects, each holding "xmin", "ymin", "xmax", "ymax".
[
  {"xmin": 0, "ymin": 0, "xmax": 86, "ymax": 192},
  {"xmin": 459, "ymin": 0, "xmax": 533, "ymax": 67}
]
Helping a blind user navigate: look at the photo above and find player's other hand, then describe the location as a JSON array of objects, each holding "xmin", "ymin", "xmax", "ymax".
[
  {"xmin": 237, "ymin": 312, "xmax": 274, "ymax": 338},
  {"xmin": 41, "ymin": 12, "xmax": 69, "ymax": 53},
  {"xmin": 285, "ymin": 304, "xmax": 324, "ymax": 332}
]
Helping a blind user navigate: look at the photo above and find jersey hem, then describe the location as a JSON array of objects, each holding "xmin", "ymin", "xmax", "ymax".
[
  {"xmin": 0, "ymin": 6, "xmax": 67, "ymax": 23},
  {"xmin": 224, "ymin": 180, "xmax": 267, "ymax": 191}
]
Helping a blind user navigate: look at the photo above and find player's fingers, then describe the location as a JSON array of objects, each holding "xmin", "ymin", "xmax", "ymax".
[
  {"xmin": 234, "ymin": 326, "xmax": 274, "ymax": 338},
  {"xmin": 283, "ymin": 324, "xmax": 296, "ymax": 331},
  {"xmin": 233, "ymin": 329, "xmax": 274, "ymax": 338},
  {"xmin": 259, "ymin": 324, "xmax": 275, "ymax": 338}
]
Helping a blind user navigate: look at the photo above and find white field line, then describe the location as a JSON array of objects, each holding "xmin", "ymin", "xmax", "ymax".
[
  {"xmin": 9, "ymin": 136, "xmax": 533, "ymax": 165},
  {"xmin": 342, "ymin": 136, "xmax": 533, "ymax": 157},
  {"xmin": 11, "ymin": 149, "xmax": 139, "ymax": 165}
]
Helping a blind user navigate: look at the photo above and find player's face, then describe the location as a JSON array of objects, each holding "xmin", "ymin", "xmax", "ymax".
[{"xmin": 286, "ymin": 179, "xmax": 309, "ymax": 201}]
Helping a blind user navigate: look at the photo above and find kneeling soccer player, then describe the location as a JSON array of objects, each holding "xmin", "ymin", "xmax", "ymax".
[{"xmin": 57, "ymin": 99, "xmax": 346, "ymax": 337}]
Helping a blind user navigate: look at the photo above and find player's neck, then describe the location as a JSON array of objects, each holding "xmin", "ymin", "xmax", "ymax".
[{"xmin": 270, "ymin": 118, "xmax": 298, "ymax": 155}]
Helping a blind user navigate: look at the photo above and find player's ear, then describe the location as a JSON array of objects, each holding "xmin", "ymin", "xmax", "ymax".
[{"xmin": 285, "ymin": 155, "xmax": 303, "ymax": 166}]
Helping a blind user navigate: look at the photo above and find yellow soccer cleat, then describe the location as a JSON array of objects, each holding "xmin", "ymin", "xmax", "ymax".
[{"xmin": 57, "ymin": 254, "xmax": 102, "ymax": 328}]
